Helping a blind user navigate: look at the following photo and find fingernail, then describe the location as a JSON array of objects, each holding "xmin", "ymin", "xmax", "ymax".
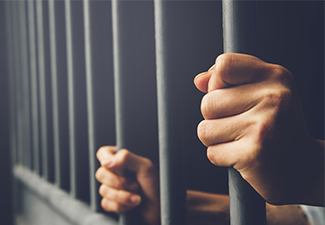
[{"xmin": 130, "ymin": 195, "xmax": 141, "ymax": 205}]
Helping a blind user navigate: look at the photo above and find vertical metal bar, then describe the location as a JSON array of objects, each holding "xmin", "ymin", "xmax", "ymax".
[
  {"xmin": 27, "ymin": 0, "xmax": 40, "ymax": 173},
  {"xmin": 66, "ymin": 0, "xmax": 90, "ymax": 202},
  {"xmin": 111, "ymin": 0, "xmax": 124, "ymax": 152},
  {"xmin": 36, "ymin": 0, "xmax": 49, "ymax": 179},
  {"xmin": 13, "ymin": 1, "xmax": 24, "ymax": 166},
  {"xmin": 84, "ymin": 0, "xmax": 116, "ymax": 213},
  {"xmin": 83, "ymin": 0, "xmax": 97, "ymax": 211},
  {"xmin": 222, "ymin": 1, "xmax": 266, "ymax": 224},
  {"xmin": 153, "ymin": 1, "xmax": 187, "ymax": 225},
  {"xmin": 65, "ymin": 0, "xmax": 77, "ymax": 198},
  {"xmin": 111, "ymin": 1, "xmax": 129, "ymax": 222},
  {"xmin": 48, "ymin": 0, "xmax": 61, "ymax": 186},
  {"xmin": 18, "ymin": 0, "xmax": 32, "ymax": 169},
  {"xmin": 111, "ymin": 1, "xmax": 147, "ymax": 223}
]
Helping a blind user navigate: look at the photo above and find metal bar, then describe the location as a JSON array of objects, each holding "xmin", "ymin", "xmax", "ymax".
[
  {"xmin": 48, "ymin": 0, "xmax": 70, "ymax": 190},
  {"xmin": 111, "ymin": 1, "xmax": 151, "ymax": 223},
  {"xmin": 83, "ymin": 0, "xmax": 97, "ymax": 211},
  {"xmin": 84, "ymin": 0, "xmax": 116, "ymax": 213},
  {"xmin": 222, "ymin": 1, "xmax": 266, "ymax": 224},
  {"xmin": 13, "ymin": 1, "xmax": 24, "ymax": 166},
  {"xmin": 18, "ymin": 0, "xmax": 32, "ymax": 169},
  {"xmin": 66, "ymin": 0, "xmax": 90, "ymax": 202},
  {"xmin": 27, "ymin": 0, "xmax": 40, "ymax": 173},
  {"xmin": 65, "ymin": 0, "xmax": 77, "ymax": 198},
  {"xmin": 48, "ymin": 0, "xmax": 61, "ymax": 187},
  {"xmin": 153, "ymin": 1, "xmax": 187, "ymax": 225},
  {"xmin": 36, "ymin": 0, "xmax": 49, "ymax": 179},
  {"xmin": 111, "ymin": 1, "xmax": 129, "ymax": 222}
]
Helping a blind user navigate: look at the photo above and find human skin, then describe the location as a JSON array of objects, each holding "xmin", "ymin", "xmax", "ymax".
[
  {"xmin": 96, "ymin": 146, "xmax": 311, "ymax": 225},
  {"xmin": 194, "ymin": 53, "xmax": 324, "ymax": 206}
]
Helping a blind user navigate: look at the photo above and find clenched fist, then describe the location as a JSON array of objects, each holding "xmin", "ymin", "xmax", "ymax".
[{"xmin": 194, "ymin": 53, "xmax": 324, "ymax": 206}]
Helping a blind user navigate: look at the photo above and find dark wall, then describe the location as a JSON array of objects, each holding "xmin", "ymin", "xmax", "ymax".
[{"xmin": 0, "ymin": 1, "xmax": 14, "ymax": 224}]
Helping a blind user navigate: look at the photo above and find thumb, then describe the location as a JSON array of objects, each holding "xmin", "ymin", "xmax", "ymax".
[{"xmin": 108, "ymin": 149, "xmax": 151, "ymax": 176}]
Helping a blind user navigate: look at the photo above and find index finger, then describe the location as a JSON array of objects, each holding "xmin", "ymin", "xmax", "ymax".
[
  {"xmin": 96, "ymin": 146, "xmax": 117, "ymax": 167},
  {"xmin": 195, "ymin": 53, "xmax": 274, "ymax": 93}
]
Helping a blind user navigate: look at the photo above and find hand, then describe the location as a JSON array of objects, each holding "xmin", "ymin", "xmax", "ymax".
[
  {"xmin": 96, "ymin": 146, "xmax": 160, "ymax": 225},
  {"xmin": 194, "ymin": 53, "xmax": 324, "ymax": 205}
]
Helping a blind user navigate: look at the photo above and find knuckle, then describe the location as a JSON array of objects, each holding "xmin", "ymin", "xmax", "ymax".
[
  {"xmin": 201, "ymin": 94, "xmax": 210, "ymax": 118},
  {"xmin": 118, "ymin": 149, "xmax": 130, "ymax": 162},
  {"xmin": 95, "ymin": 167, "xmax": 104, "ymax": 182},
  {"xmin": 215, "ymin": 53, "xmax": 232, "ymax": 75},
  {"xmin": 197, "ymin": 120, "xmax": 209, "ymax": 146},
  {"xmin": 99, "ymin": 185, "xmax": 107, "ymax": 197}
]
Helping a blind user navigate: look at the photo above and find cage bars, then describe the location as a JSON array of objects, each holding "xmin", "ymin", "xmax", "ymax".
[
  {"xmin": 153, "ymin": 1, "xmax": 187, "ymax": 225},
  {"xmin": 222, "ymin": 0, "xmax": 267, "ymax": 224}
]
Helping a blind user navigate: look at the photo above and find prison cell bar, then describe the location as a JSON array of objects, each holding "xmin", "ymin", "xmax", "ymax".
[
  {"xmin": 17, "ymin": 0, "xmax": 31, "ymax": 169},
  {"xmin": 222, "ymin": 0, "xmax": 267, "ymax": 224},
  {"xmin": 83, "ymin": 0, "xmax": 99, "ymax": 211},
  {"xmin": 27, "ymin": 0, "xmax": 40, "ymax": 173},
  {"xmin": 11, "ymin": 1, "xmax": 23, "ymax": 167},
  {"xmin": 111, "ymin": 0, "xmax": 144, "ymax": 224},
  {"xmin": 49, "ymin": 0, "xmax": 71, "ymax": 191},
  {"xmin": 154, "ymin": 1, "xmax": 188, "ymax": 225},
  {"xmin": 36, "ymin": 0, "xmax": 50, "ymax": 180}
]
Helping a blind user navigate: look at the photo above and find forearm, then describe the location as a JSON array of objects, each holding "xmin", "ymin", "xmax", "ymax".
[{"xmin": 186, "ymin": 190, "xmax": 311, "ymax": 225}]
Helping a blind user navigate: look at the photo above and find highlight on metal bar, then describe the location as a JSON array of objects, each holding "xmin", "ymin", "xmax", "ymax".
[
  {"xmin": 83, "ymin": 0, "xmax": 98, "ymax": 211},
  {"xmin": 36, "ymin": 0, "xmax": 49, "ymax": 180},
  {"xmin": 222, "ymin": 0, "xmax": 266, "ymax": 224},
  {"xmin": 111, "ymin": 0, "xmax": 143, "ymax": 224},
  {"xmin": 65, "ymin": 0, "xmax": 77, "ymax": 198},
  {"xmin": 48, "ymin": 0, "xmax": 61, "ymax": 187},
  {"xmin": 154, "ymin": 0, "xmax": 187, "ymax": 225},
  {"xmin": 27, "ymin": 0, "xmax": 40, "ymax": 174}
]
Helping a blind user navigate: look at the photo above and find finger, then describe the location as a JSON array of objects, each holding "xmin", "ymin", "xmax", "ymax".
[
  {"xmin": 194, "ymin": 64, "xmax": 215, "ymax": 93},
  {"xmin": 101, "ymin": 198, "xmax": 133, "ymax": 213},
  {"xmin": 208, "ymin": 53, "xmax": 273, "ymax": 92},
  {"xmin": 113, "ymin": 149, "xmax": 154, "ymax": 174},
  {"xmin": 96, "ymin": 167, "xmax": 139, "ymax": 192},
  {"xmin": 197, "ymin": 114, "xmax": 252, "ymax": 147},
  {"xmin": 201, "ymin": 82, "xmax": 262, "ymax": 119},
  {"xmin": 206, "ymin": 138, "xmax": 258, "ymax": 171},
  {"xmin": 96, "ymin": 146, "xmax": 117, "ymax": 167},
  {"xmin": 99, "ymin": 184, "xmax": 141, "ymax": 207}
]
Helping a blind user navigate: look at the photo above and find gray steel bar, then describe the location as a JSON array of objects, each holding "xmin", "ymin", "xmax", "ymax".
[
  {"xmin": 154, "ymin": 1, "xmax": 187, "ymax": 225},
  {"xmin": 36, "ymin": 0, "xmax": 49, "ymax": 179},
  {"xmin": 65, "ymin": 0, "xmax": 77, "ymax": 198},
  {"xmin": 83, "ymin": 0, "xmax": 97, "ymax": 211},
  {"xmin": 13, "ymin": 1, "xmax": 24, "ymax": 166},
  {"xmin": 67, "ymin": 0, "xmax": 90, "ymax": 202},
  {"xmin": 18, "ymin": 0, "xmax": 32, "ymax": 169},
  {"xmin": 48, "ymin": 0, "xmax": 61, "ymax": 187},
  {"xmin": 83, "ymin": 0, "xmax": 116, "ymax": 213},
  {"xmin": 111, "ymin": 1, "xmax": 129, "ymax": 222},
  {"xmin": 27, "ymin": 0, "xmax": 40, "ymax": 173},
  {"xmin": 111, "ymin": 1, "xmax": 146, "ymax": 223},
  {"xmin": 222, "ymin": 1, "xmax": 266, "ymax": 224},
  {"xmin": 48, "ymin": 0, "xmax": 70, "ymax": 190}
]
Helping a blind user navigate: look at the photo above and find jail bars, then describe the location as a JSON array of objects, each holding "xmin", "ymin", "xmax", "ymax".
[
  {"xmin": 222, "ymin": 1, "xmax": 267, "ymax": 224},
  {"xmin": 5, "ymin": 1, "xmax": 268, "ymax": 225}
]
